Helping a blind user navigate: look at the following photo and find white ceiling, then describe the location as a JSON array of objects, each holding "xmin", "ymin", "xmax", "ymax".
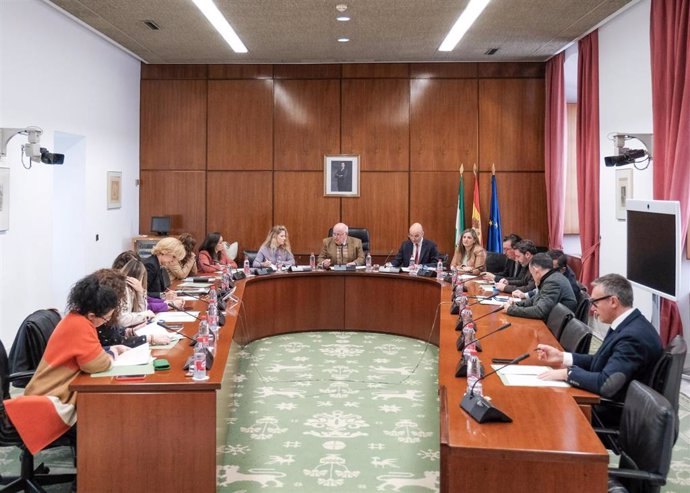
[{"xmin": 46, "ymin": 0, "xmax": 634, "ymax": 64}]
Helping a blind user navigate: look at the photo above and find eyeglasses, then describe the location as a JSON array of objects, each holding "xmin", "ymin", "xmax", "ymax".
[
  {"xmin": 590, "ymin": 294, "xmax": 613, "ymax": 307},
  {"xmin": 96, "ymin": 312, "xmax": 113, "ymax": 323}
]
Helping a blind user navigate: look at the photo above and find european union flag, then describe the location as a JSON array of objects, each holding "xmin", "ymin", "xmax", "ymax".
[{"xmin": 487, "ymin": 174, "xmax": 502, "ymax": 252}]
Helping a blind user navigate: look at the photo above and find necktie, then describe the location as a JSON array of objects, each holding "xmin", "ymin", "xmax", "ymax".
[
  {"xmin": 603, "ymin": 327, "xmax": 614, "ymax": 342},
  {"xmin": 414, "ymin": 245, "xmax": 420, "ymax": 264}
]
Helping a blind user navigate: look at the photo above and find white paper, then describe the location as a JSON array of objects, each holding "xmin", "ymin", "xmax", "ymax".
[
  {"xmin": 492, "ymin": 365, "xmax": 571, "ymax": 388},
  {"xmin": 480, "ymin": 298, "xmax": 505, "ymax": 306},
  {"xmin": 177, "ymin": 282, "xmax": 213, "ymax": 288},
  {"xmin": 156, "ymin": 311, "xmax": 200, "ymax": 323},
  {"xmin": 112, "ymin": 343, "xmax": 153, "ymax": 367},
  {"xmin": 135, "ymin": 322, "xmax": 182, "ymax": 341},
  {"xmin": 183, "ymin": 276, "xmax": 218, "ymax": 282}
]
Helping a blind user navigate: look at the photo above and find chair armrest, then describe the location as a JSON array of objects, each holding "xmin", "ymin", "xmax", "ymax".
[
  {"xmin": 608, "ymin": 468, "xmax": 666, "ymax": 486},
  {"xmin": 593, "ymin": 427, "xmax": 620, "ymax": 437},
  {"xmin": 8, "ymin": 371, "xmax": 34, "ymax": 384}
]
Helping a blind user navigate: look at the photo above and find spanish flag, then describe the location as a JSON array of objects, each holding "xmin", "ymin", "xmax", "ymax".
[{"xmin": 472, "ymin": 166, "xmax": 482, "ymax": 246}]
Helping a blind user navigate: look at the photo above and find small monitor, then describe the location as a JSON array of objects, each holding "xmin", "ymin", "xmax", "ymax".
[{"xmin": 151, "ymin": 216, "xmax": 171, "ymax": 236}]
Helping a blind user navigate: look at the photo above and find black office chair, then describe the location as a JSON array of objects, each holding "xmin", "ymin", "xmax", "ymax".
[
  {"xmin": 607, "ymin": 381, "xmax": 675, "ymax": 493},
  {"xmin": 242, "ymin": 250, "xmax": 258, "ymax": 268},
  {"xmin": 545, "ymin": 303, "xmax": 574, "ymax": 341},
  {"xmin": 436, "ymin": 253, "xmax": 449, "ymax": 269},
  {"xmin": 327, "ymin": 227, "xmax": 370, "ymax": 254},
  {"xmin": 8, "ymin": 309, "xmax": 61, "ymax": 388},
  {"xmin": 574, "ymin": 292, "xmax": 592, "ymax": 323},
  {"xmin": 0, "ymin": 339, "xmax": 76, "ymax": 492},
  {"xmin": 559, "ymin": 318, "xmax": 592, "ymax": 354},
  {"xmin": 485, "ymin": 252, "xmax": 507, "ymax": 274}
]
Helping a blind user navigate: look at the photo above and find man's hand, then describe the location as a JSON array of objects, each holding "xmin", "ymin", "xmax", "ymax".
[
  {"xmin": 538, "ymin": 368, "xmax": 568, "ymax": 381},
  {"xmin": 535, "ymin": 344, "xmax": 565, "ymax": 368}
]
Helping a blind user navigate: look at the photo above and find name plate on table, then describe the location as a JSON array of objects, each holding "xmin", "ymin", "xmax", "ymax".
[
  {"xmin": 289, "ymin": 266, "xmax": 312, "ymax": 272},
  {"xmin": 379, "ymin": 266, "xmax": 401, "ymax": 273},
  {"xmin": 333, "ymin": 265, "xmax": 356, "ymax": 271}
]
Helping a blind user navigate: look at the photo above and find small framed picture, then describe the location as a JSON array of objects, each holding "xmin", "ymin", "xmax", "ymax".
[
  {"xmin": 107, "ymin": 171, "xmax": 122, "ymax": 209},
  {"xmin": 615, "ymin": 168, "xmax": 633, "ymax": 220},
  {"xmin": 0, "ymin": 167, "xmax": 9, "ymax": 231},
  {"xmin": 324, "ymin": 155, "xmax": 360, "ymax": 197}
]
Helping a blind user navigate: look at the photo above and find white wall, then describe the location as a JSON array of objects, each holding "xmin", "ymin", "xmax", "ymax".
[
  {"xmin": 598, "ymin": 0, "xmax": 690, "ymax": 339},
  {"xmin": 0, "ymin": 0, "xmax": 141, "ymax": 348}
]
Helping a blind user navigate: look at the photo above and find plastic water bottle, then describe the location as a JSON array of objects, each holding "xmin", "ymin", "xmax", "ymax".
[
  {"xmin": 365, "ymin": 253, "xmax": 372, "ymax": 272},
  {"xmin": 436, "ymin": 258, "xmax": 444, "ymax": 280},
  {"xmin": 309, "ymin": 252, "xmax": 316, "ymax": 270},
  {"xmin": 192, "ymin": 344, "xmax": 207, "ymax": 381},
  {"xmin": 462, "ymin": 324, "xmax": 476, "ymax": 352},
  {"xmin": 243, "ymin": 258, "xmax": 250, "ymax": 276},
  {"xmin": 460, "ymin": 307, "xmax": 473, "ymax": 327},
  {"xmin": 456, "ymin": 295, "xmax": 467, "ymax": 311},
  {"xmin": 197, "ymin": 317, "xmax": 209, "ymax": 349},
  {"xmin": 466, "ymin": 352, "xmax": 483, "ymax": 396},
  {"xmin": 207, "ymin": 300, "xmax": 218, "ymax": 353},
  {"xmin": 221, "ymin": 267, "xmax": 230, "ymax": 291},
  {"xmin": 451, "ymin": 266, "xmax": 458, "ymax": 286},
  {"xmin": 409, "ymin": 255, "xmax": 417, "ymax": 276}
]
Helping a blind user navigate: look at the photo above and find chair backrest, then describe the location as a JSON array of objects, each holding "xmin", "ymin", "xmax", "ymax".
[
  {"xmin": 8, "ymin": 309, "xmax": 61, "ymax": 387},
  {"xmin": 0, "ymin": 339, "xmax": 10, "ymax": 400},
  {"xmin": 559, "ymin": 318, "xmax": 592, "ymax": 354},
  {"xmin": 546, "ymin": 303, "xmax": 574, "ymax": 340},
  {"xmin": 327, "ymin": 227, "xmax": 370, "ymax": 253},
  {"xmin": 242, "ymin": 250, "xmax": 258, "ymax": 267},
  {"xmin": 617, "ymin": 381, "xmax": 675, "ymax": 493},
  {"xmin": 224, "ymin": 241, "xmax": 238, "ymax": 261},
  {"xmin": 485, "ymin": 252, "xmax": 507, "ymax": 273},
  {"xmin": 650, "ymin": 335, "xmax": 687, "ymax": 443},
  {"xmin": 574, "ymin": 292, "xmax": 591, "ymax": 323}
]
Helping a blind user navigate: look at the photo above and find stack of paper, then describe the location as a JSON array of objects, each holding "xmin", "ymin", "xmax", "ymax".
[{"xmin": 493, "ymin": 364, "xmax": 571, "ymax": 388}]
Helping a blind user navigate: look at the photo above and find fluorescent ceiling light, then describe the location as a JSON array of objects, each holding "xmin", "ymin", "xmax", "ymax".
[
  {"xmin": 438, "ymin": 0, "xmax": 490, "ymax": 52},
  {"xmin": 337, "ymin": 16, "xmax": 350, "ymax": 21},
  {"xmin": 192, "ymin": 0, "xmax": 248, "ymax": 53},
  {"xmin": 338, "ymin": 38, "xmax": 350, "ymax": 43}
]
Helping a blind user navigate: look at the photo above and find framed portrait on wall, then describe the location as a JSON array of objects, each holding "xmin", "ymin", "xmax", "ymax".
[
  {"xmin": 0, "ymin": 168, "xmax": 9, "ymax": 231},
  {"xmin": 324, "ymin": 155, "xmax": 360, "ymax": 197},
  {"xmin": 615, "ymin": 168, "xmax": 633, "ymax": 220},
  {"xmin": 107, "ymin": 171, "xmax": 122, "ymax": 209}
]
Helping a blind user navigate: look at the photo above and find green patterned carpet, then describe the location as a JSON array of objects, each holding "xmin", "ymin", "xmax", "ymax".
[{"xmin": 216, "ymin": 332, "xmax": 440, "ymax": 492}]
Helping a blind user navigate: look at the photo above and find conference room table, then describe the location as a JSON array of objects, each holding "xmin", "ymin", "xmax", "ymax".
[{"xmin": 70, "ymin": 269, "xmax": 607, "ymax": 493}]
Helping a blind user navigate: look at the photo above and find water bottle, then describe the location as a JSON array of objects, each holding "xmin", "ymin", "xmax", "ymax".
[
  {"xmin": 221, "ymin": 267, "xmax": 230, "ymax": 291},
  {"xmin": 460, "ymin": 307, "xmax": 473, "ymax": 327},
  {"xmin": 462, "ymin": 324, "xmax": 476, "ymax": 352},
  {"xmin": 197, "ymin": 317, "xmax": 209, "ymax": 349},
  {"xmin": 309, "ymin": 252, "xmax": 316, "ymax": 270},
  {"xmin": 436, "ymin": 258, "xmax": 444, "ymax": 280},
  {"xmin": 451, "ymin": 266, "xmax": 458, "ymax": 286},
  {"xmin": 466, "ymin": 352, "xmax": 483, "ymax": 396},
  {"xmin": 365, "ymin": 253, "xmax": 372, "ymax": 272},
  {"xmin": 243, "ymin": 258, "xmax": 250, "ymax": 276},
  {"xmin": 456, "ymin": 295, "xmax": 467, "ymax": 311},
  {"xmin": 192, "ymin": 344, "xmax": 207, "ymax": 381},
  {"xmin": 409, "ymin": 255, "xmax": 417, "ymax": 276},
  {"xmin": 207, "ymin": 299, "xmax": 219, "ymax": 353}
]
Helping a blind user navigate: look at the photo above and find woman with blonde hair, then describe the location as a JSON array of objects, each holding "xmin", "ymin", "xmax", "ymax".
[
  {"xmin": 253, "ymin": 225, "xmax": 295, "ymax": 268},
  {"xmin": 166, "ymin": 233, "xmax": 198, "ymax": 280},
  {"xmin": 144, "ymin": 237, "xmax": 185, "ymax": 298},
  {"xmin": 450, "ymin": 228, "xmax": 487, "ymax": 274}
]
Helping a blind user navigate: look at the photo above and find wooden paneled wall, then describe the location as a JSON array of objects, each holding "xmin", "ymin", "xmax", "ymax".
[{"xmin": 139, "ymin": 62, "xmax": 547, "ymax": 258}]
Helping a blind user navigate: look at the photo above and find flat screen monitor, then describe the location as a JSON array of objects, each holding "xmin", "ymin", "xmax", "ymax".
[
  {"xmin": 151, "ymin": 216, "xmax": 171, "ymax": 236},
  {"xmin": 626, "ymin": 200, "xmax": 681, "ymax": 301}
]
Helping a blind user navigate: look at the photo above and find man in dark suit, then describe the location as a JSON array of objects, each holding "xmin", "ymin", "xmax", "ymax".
[
  {"xmin": 390, "ymin": 223, "xmax": 439, "ymax": 267},
  {"xmin": 536, "ymin": 273, "xmax": 663, "ymax": 401},
  {"xmin": 495, "ymin": 239, "xmax": 536, "ymax": 294},
  {"xmin": 317, "ymin": 222, "xmax": 364, "ymax": 268},
  {"xmin": 505, "ymin": 253, "xmax": 577, "ymax": 320},
  {"xmin": 484, "ymin": 233, "xmax": 522, "ymax": 280}
]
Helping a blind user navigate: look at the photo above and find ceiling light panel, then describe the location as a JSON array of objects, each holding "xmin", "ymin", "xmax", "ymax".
[
  {"xmin": 439, "ymin": 0, "xmax": 491, "ymax": 52},
  {"xmin": 192, "ymin": 0, "xmax": 248, "ymax": 53}
]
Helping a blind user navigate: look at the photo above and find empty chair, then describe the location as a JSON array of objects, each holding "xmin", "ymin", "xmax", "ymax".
[
  {"xmin": 8, "ymin": 309, "xmax": 61, "ymax": 388},
  {"xmin": 559, "ymin": 318, "xmax": 592, "ymax": 354},
  {"xmin": 649, "ymin": 335, "xmax": 687, "ymax": 440},
  {"xmin": 242, "ymin": 250, "xmax": 258, "ymax": 268},
  {"xmin": 546, "ymin": 303, "xmax": 574, "ymax": 340},
  {"xmin": 327, "ymin": 227, "xmax": 370, "ymax": 254},
  {"xmin": 574, "ymin": 292, "xmax": 592, "ymax": 323},
  {"xmin": 0, "ymin": 339, "xmax": 76, "ymax": 492},
  {"xmin": 485, "ymin": 251, "xmax": 507, "ymax": 273},
  {"xmin": 607, "ymin": 381, "xmax": 675, "ymax": 493}
]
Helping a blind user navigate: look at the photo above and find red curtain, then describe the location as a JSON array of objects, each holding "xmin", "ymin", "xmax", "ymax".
[
  {"xmin": 545, "ymin": 52, "xmax": 566, "ymax": 250},
  {"xmin": 650, "ymin": 0, "xmax": 690, "ymax": 344},
  {"xmin": 576, "ymin": 32, "xmax": 601, "ymax": 287}
]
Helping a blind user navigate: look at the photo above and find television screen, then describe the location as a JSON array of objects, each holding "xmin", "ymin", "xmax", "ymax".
[
  {"xmin": 626, "ymin": 200, "xmax": 680, "ymax": 301},
  {"xmin": 151, "ymin": 216, "xmax": 171, "ymax": 236}
]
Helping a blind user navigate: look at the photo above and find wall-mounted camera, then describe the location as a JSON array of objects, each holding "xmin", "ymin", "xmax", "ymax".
[
  {"xmin": 604, "ymin": 133, "xmax": 652, "ymax": 170},
  {"xmin": 0, "ymin": 126, "xmax": 65, "ymax": 167}
]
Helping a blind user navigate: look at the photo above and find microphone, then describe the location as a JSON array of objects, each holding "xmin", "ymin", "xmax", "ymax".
[
  {"xmin": 157, "ymin": 320, "xmax": 197, "ymax": 343},
  {"xmin": 179, "ymin": 289, "xmax": 227, "ymax": 312},
  {"xmin": 382, "ymin": 249, "xmax": 395, "ymax": 266},
  {"xmin": 460, "ymin": 352, "xmax": 530, "ymax": 423},
  {"xmin": 456, "ymin": 322, "xmax": 511, "ymax": 353},
  {"xmin": 455, "ymin": 323, "xmax": 512, "ymax": 376},
  {"xmin": 455, "ymin": 305, "xmax": 503, "ymax": 332}
]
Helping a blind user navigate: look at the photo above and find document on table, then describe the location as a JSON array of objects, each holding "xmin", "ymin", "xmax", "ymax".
[
  {"xmin": 156, "ymin": 311, "xmax": 200, "ymax": 323},
  {"xmin": 493, "ymin": 364, "xmax": 571, "ymax": 388},
  {"xmin": 112, "ymin": 343, "xmax": 153, "ymax": 367},
  {"xmin": 183, "ymin": 276, "xmax": 219, "ymax": 282},
  {"xmin": 91, "ymin": 361, "xmax": 155, "ymax": 377},
  {"xmin": 177, "ymin": 282, "xmax": 213, "ymax": 288},
  {"xmin": 135, "ymin": 322, "xmax": 183, "ymax": 348},
  {"xmin": 479, "ymin": 296, "xmax": 509, "ymax": 306}
]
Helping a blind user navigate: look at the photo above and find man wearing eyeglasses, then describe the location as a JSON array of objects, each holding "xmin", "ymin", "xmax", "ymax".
[
  {"xmin": 536, "ymin": 273, "xmax": 663, "ymax": 401},
  {"xmin": 390, "ymin": 223, "xmax": 439, "ymax": 268},
  {"xmin": 483, "ymin": 233, "xmax": 522, "ymax": 280}
]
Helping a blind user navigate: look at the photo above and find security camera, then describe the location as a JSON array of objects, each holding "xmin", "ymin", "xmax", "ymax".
[
  {"xmin": 40, "ymin": 147, "xmax": 64, "ymax": 165},
  {"xmin": 0, "ymin": 126, "xmax": 64, "ymax": 166},
  {"xmin": 604, "ymin": 148, "xmax": 647, "ymax": 167}
]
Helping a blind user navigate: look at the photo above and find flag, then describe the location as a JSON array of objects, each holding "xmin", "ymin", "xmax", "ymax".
[
  {"xmin": 455, "ymin": 169, "xmax": 465, "ymax": 245},
  {"xmin": 487, "ymin": 172, "xmax": 503, "ymax": 252},
  {"xmin": 471, "ymin": 170, "xmax": 482, "ymax": 246}
]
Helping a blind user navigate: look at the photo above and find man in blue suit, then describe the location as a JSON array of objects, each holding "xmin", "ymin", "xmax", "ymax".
[
  {"xmin": 390, "ymin": 223, "xmax": 439, "ymax": 268},
  {"xmin": 536, "ymin": 273, "xmax": 663, "ymax": 401}
]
